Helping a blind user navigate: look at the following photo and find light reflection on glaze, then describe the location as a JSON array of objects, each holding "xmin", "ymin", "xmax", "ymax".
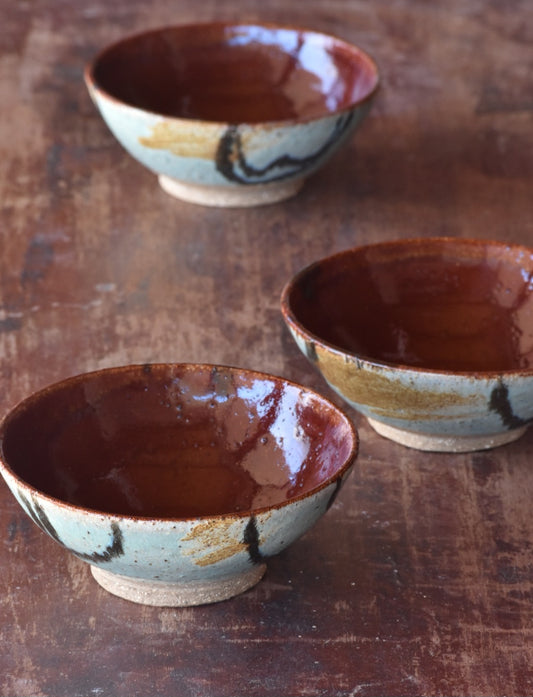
[
  {"xmin": 1, "ymin": 365, "xmax": 353, "ymax": 518},
  {"xmin": 91, "ymin": 24, "xmax": 378, "ymax": 123},
  {"xmin": 286, "ymin": 240, "xmax": 533, "ymax": 372}
]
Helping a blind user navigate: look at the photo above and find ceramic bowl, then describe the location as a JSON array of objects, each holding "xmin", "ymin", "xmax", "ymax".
[
  {"xmin": 281, "ymin": 238, "xmax": 533, "ymax": 452},
  {"xmin": 0, "ymin": 363, "xmax": 357, "ymax": 606},
  {"xmin": 84, "ymin": 22, "xmax": 379, "ymax": 207}
]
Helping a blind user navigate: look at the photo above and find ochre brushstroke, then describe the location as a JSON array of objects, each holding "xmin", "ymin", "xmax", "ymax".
[{"xmin": 139, "ymin": 121, "xmax": 220, "ymax": 159}]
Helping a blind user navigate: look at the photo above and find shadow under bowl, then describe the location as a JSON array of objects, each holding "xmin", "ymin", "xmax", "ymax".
[
  {"xmin": 281, "ymin": 237, "xmax": 533, "ymax": 452},
  {"xmin": 84, "ymin": 22, "xmax": 379, "ymax": 207},
  {"xmin": 0, "ymin": 363, "xmax": 357, "ymax": 605}
]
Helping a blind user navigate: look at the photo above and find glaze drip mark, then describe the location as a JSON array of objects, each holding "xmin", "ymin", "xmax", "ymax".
[
  {"xmin": 489, "ymin": 381, "xmax": 527, "ymax": 430},
  {"xmin": 18, "ymin": 492, "xmax": 125, "ymax": 563},
  {"xmin": 215, "ymin": 113, "xmax": 355, "ymax": 185},
  {"xmin": 305, "ymin": 340, "xmax": 318, "ymax": 363},
  {"xmin": 19, "ymin": 491, "xmax": 61, "ymax": 541},
  {"xmin": 75, "ymin": 522, "xmax": 124, "ymax": 563},
  {"xmin": 326, "ymin": 479, "xmax": 343, "ymax": 510},
  {"xmin": 243, "ymin": 517, "xmax": 264, "ymax": 565}
]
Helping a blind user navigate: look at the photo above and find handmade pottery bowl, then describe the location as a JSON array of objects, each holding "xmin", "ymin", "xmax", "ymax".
[
  {"xmin": 84, "ymin": 22, "xmax": 379, "ymax": 207},
  {"xmin": 281, "ymin": 238, "xmax": 533, "ymax": 452},
  {"xmin": 0, "ymin": 363, "xmax": 357, "ymax": 606}
]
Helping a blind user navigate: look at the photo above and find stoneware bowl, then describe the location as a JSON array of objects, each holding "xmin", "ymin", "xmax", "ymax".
[
  {"xmin": 281, "ymin": 237, "xmax": 533, "ymax": 452},
  {"xmin": 84, "ymin": 22, "xmax": 379, "ymax": 207},
  {"xmin": 0, "ymin": 363, "xmax": 357, "ymax": 606}
]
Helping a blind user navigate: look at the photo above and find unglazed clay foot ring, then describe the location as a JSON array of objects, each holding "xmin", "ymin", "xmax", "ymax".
[
  {"xmin": 367, "ymin": 418, "xmax": 529, "ymax": 453},
  {"xmin": 158, "ymin": 175, "xmax": 304, "ymax": 207},
  {"xmin": 91, "ymin": 563, "xmax": 267, "ymax": 606}
]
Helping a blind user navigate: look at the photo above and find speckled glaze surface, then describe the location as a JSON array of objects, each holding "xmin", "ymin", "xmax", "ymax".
[
  {"xmin": 84, "ymin": 23, "xmax": 379, "ymax": 207},
  {"xmin": 281, "ymin": 238, "xmax": 533, "ymax": 452},
  {"xmin": 0, "ymin": 364, "xmax": 357, "ymax": 605}
]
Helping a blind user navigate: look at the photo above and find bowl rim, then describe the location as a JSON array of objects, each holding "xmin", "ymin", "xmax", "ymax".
[
  {"xmin": 0, "ymin": 362, "xmax": 358, "ymax": 523},
  {"xmin": 280, "ymin": 236, "xmax": 533, "ymax": 379},
  {"xmin": 84, "ymin": 20, "xmax": 380, "ymax": 128}
]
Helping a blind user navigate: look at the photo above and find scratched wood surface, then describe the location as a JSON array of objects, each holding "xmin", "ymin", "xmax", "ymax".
[{"xmin": 1, "ymin": 1, "xmax": 533, "ymax": 695}]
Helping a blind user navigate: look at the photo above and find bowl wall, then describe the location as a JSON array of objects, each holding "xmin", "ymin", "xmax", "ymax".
[
  {"xmin": 281, "ymin": 238, "xmax": 533, "ymax": 451},
  {"xmin": 0, "ymin": 461, "xmax": 346, "ymax": 584},
  {"xmin": 86, "ymin": 96, "xmax": 370, "ymax": 190},
  {"xmin": 285, "ymin": 238, "xmax": 533, "ymax": 372},
  {"xmin": 84, "ymin": 23, "xmax": 378, "ymax": 204},
  {"xmin": 89, "ymin": 24, "xmax": 378, "ymax": 123},
  {"xmin": 0, "ymin": 364, "xmax": 357, "ymax": 600}
]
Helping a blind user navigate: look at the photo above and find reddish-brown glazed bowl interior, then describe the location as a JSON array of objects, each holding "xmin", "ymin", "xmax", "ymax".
[
  {"xmin": 283, "ymin": 239, "xmax": 533, "ymax": 372},
  {"xmin": 88, "ymin": 23, "xmax": 379, "ymax": 123},
  {"xmin": 0, "ymin": 364, "xmax": 356, "ymax": 518}
]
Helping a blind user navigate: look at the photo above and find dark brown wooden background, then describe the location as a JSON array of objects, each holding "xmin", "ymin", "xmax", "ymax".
[{"xmin": 1, "ymin": 1, "xmax": 533, "ymax": 695}]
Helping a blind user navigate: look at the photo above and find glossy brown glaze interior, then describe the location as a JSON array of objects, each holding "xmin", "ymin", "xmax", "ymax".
[
  {"xmin": 286, "ymin": 239, "xmax": 533, "ymax": 372},
  {"xmin": 89, "ymin": 24, "xmax": 378, "ymax": 123},
  {"xmin": 0, "ymin": 365, "xmax": 354, "ymax": 518}
]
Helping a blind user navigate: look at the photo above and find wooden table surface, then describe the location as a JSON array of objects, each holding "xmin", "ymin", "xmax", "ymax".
[{"xmin": 1, "ymin": 1, "xmax": 533, "ymax": 695}]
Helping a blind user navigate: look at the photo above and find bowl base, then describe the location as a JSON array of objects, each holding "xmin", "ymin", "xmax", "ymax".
[
  {"xmin": 367, "ymin": 418, "xmax": 529, "ymax": 452},
  {"xmin": 90, "ymin": 563, "xmax": 266, "ymax": 606},
  {"xmin": 158, "ymin": 174, "xmax": 303, "ymax": 207}
]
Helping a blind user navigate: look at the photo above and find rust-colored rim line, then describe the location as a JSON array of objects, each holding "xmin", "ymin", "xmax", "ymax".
[
  {"xmin": 84, "ymin": 21, "xmax": 380, "ymax": 127},
  {"xmin": 280, "ymin": 236, "xmax": 533, "ymax": 379},
  {"xmin": 0, "ymin": 362, "xmax": 358, "ymax": 523}
]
